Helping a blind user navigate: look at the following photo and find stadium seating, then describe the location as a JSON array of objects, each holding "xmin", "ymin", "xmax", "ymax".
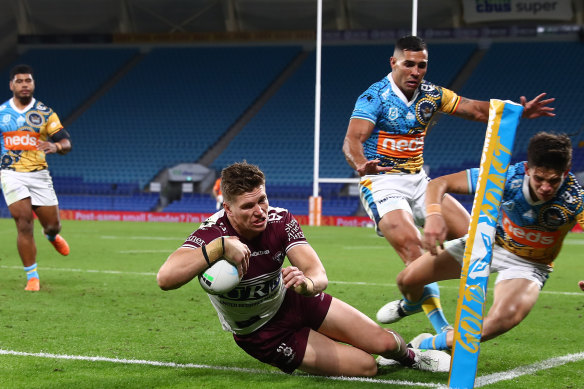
[
  {"xmin": 46, "ymin": 46, "xmax": 303, "ymax": 188},
  {"xmin": 1, "ymin": 48, "xmax": 139, "ymax": 119},
  {"xmin": 425, "ymin": 41, "xmax": 584, "ymax": 174},
  {"xmin": 2, "ymin": 41, "xmax": 582, "ymax": 217}
]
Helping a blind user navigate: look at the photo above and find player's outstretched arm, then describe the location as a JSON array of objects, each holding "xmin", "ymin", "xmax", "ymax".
[{"xmin": 452, "ymin": 93, "xmax": 555, "ymax": 123}]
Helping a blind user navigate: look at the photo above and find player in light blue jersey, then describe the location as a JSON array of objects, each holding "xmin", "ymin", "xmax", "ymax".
[
  {"xmin": 391, "ymin": 132, "xmax": 584, "ymax": 351},
  {"xmin": 0, "ymin": 64, "xmax": 72, "ymax": 291},
  {"xmin": 343, "ymin": 35, "xmax": 556, "ymax": 334}
]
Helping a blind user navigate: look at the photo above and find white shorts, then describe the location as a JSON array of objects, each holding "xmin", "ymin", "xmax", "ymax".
[
  {"xmin": 0, "ymin": 169, "xmax": 58, "ymax": 207},
  {"xmin": 444, "ymin": 236, "xmax": 551, "ymax": 289},
  {"xmin": 359, "ymin": 171, "xmax": 429, "ymax": 229}
]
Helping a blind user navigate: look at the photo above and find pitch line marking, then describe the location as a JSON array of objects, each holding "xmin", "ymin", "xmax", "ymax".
[
  {"xmin": 2, "ymin": 348, "xmax": 583, "ymax": 387},
  {"xmin": 0, "ymin": 349, "xmax": 437, "ymax": 387},
  {"xmin": 0, "ymin": 266, "xmax": 582, "ymax": 296},
  {"xmin": 0, "ymin": 265, "xmax": 156, "ymax": 277},
  {"xmin": 100, "ymin": 235, "xmax": 182, "ymax": 241},
  {"xmin": 118, "ymin": 250, "xmax": 173, "ymax": 254},
  {"xmin": 475, "ymin": 351, "xmax": 584, "ymax": 387}
]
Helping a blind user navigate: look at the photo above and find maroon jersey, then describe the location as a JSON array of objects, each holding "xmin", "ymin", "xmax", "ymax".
[{"xmin": 182, "ymin": 206, "xmax": 308, "ymax": 335}]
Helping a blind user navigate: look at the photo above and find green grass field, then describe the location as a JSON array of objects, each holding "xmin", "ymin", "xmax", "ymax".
[{"xmin": 0, "ymin": 218, "xmax": 583, "ymax": 388}]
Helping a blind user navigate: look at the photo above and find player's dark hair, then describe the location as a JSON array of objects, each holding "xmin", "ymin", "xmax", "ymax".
[
  {"xmin": 10, "ymin": 64, "xmax": 34, "ymax": 80},
  {"xmin": 395, "ymin": 35, "xmax": 427, "ymax": 52},
  {"xmin": 221, "ymin": 161, "xmax": 265, "ymax": 203},
  {"xmin": 527, "ymin": 132, "xmax": 572, "ymax": 172}
]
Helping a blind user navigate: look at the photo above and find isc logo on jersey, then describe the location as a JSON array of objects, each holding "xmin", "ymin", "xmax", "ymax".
[
  {"xmin": 377, "ymin": 133, "xmax": 424, "ymax": 158},
  {"xmin": 3, "ymin": 130, "xmax": 40, "ymax": 150},
  {"xmin": 501, "ymin": 213, "xmax": 559, "ymax": 248}
]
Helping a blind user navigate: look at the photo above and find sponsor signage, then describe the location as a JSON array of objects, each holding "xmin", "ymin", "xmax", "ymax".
[{"xmin": 463, "ymin": 0, "xmax": 573, "ymax": 23}]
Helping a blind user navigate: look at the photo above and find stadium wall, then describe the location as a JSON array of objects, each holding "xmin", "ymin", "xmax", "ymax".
[{"xmin": 58, "ymin": 209, "xmax": 375, "ymax": 227}]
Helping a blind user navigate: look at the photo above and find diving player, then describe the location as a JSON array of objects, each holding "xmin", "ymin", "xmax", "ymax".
[
  {"xmin": 389, "ymin": 132, "xmax": 584, "ymax": 350},
  {"xmin": 157, "ymin": 162, "xmax": 452, "ymax": 376}
]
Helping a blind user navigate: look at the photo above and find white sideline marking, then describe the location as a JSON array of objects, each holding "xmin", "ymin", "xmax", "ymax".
[
  {"xmin": 0, "ymin": 265, "xmax": 156, "ymax": 277},
  {"xmin": 1, "ymin": 348, "xmax": 583, "ymax": 387},
  {"xmin": 1, "ymin": 265, "xmax": 583, "ymax": 296},
  {"xmin": 475, "ymin": 352, "xmax": 584, "ymax": 387},
  {"xmin": 118, "ymin": 250, "xmax": 172, "ymax": 254},
  {"xmin": 0, "ymin": 349, "xmax": 436, "ymax": 387},
  {"xmin": 101, "ymin": 235, "xmax": 182, "ymax": 241}
]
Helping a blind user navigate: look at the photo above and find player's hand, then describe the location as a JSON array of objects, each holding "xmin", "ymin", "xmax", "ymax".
[
  {"xmin": 579, "ymin": 280, "xmax": 584, "ymax": 292},
  {"xmin": 356, "ymin": 159, "xmax": 393, "ymax": 176},
  {"xmin": 36, "ymin": 140, "xmax": 59, "ymax": 154},
  {"xmin": 422, "ymin": 214, "xmax": 447, "ymax": 256},
  {"xmin": 281, "ymin": 266, "xmax": 314, "ymax": 296},
  {"xmin": 520, "ymin": 93, "xmax": 555, "ymax": 119},
  {"xmin": 222, "ymin": 236, "xmax": 250, "ymax": 278}
]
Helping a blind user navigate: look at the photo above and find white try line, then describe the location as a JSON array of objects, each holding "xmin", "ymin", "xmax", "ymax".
[
  {"xmin": 0, "ymin": 349, "xmax": 437, "ymax": 387},
  {"xmin": 1, "ymin": 348, "xmax": 583, "ymax": 387},
  {"xmin": 1, "ymin": 265, "xmax": 583, "ymax": 296},
  {"xmin": 475, "ymin": 351, "xmax": 584, "ymax": 387}
]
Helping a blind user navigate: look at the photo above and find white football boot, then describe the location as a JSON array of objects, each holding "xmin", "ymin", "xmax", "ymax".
[
  {"xmin": 376, "ymin": 299, "xmax": 422, "ymax": 324},
  {"xmin": 410, "ymin": 348, "xmax": 451, "ymax": 373}
]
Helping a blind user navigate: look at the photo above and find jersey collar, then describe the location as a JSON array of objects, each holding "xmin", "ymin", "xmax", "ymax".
[
  {"xmin": 9, "ymin": 97, "xmax": 36, "ymax": 114},
  {"xmin": 387, "ymin": 72, "xmax": 420, "ymax": 106},
  {"xmin": 522, "ymin": 174, "xmax": 545, "ymax": 206}
]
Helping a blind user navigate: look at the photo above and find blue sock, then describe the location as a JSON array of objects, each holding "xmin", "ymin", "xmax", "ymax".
[
  {"xmin": 421, "ymin": 283, "xmax": 451, "ymax": 334},
  {"xmin": 46, "ymin": 234, "xmax": 56, "ymax": 242},
  {"xmin": 420, "ymin": 331, "xmax": 450, "ymax": 350},
  {"xmin": 402, "ymin": 295, "xmax": 423, "ymax": 313},
  {"xmin": 24, "ymin": 263, "xmax": 39, "ymax": 280}
]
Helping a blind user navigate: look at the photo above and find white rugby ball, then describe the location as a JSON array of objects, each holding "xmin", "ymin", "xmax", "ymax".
[{"xmin": 198, "ymin": 258, "xmax": 241, "ymax": 294}]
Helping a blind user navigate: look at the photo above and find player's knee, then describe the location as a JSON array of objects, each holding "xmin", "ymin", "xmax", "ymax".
[
  {"xmin": 15, "ymin": 218, "xmax": 34, "ymax": 235},
  {"xmin": 360, "ymin": 356, "xmax": 378, "ymax": 377},
  {"xmin": 484, "ymin": 311, "xmax": 521, "ymax": 339},
  {"xmin": 373, "ymin": 329, "xmax": 400, "ymax": 355},
  {"xmin": 396, "ymin": 267, "xmax": 417, "ymax": 292},
  {"xmin": 44, "ymin": 223, "xmax": 62, "ymax": 236}
]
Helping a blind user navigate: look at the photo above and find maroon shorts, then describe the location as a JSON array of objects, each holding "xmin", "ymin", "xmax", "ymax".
[{"xmin": 233, "ymin": 288, "xmax": 333, "ymax": 374}]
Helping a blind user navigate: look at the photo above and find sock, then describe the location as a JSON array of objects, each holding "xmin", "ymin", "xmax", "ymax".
[
  {"xmin": 401, "ymin": 295, "xmax": 423, "ymax": 313},
  {"xmin": 46, "ymin": 234, "xmax": 56, "ymax": 242},
  {"xmin": 395, "ymin": 348, "xmax": 417, "ymax": 367},
  {"xmin": 420, "ymin": 331, "xmax": 450, "ymax": 350},
  {"xmin": 420, "ymin": 282, "xmax": 451, "ymax": 333},
  {"xmin": 24, "ymin": 263, "xmax": 39, "ymax": 280}
]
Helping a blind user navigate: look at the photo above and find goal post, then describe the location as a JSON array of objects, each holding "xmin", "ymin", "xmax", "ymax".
[{"xmin": 448, "ymin": 99, "xmax": 523, "ymax": 388}]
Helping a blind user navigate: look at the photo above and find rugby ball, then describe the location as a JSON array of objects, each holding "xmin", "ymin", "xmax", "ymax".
[{"xmin": 198, "ymin": 258, "xmax": 241, "ymax": 294}]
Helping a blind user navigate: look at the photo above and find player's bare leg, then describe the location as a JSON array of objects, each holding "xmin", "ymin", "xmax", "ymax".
[
  {"xmin": 412, "ymin": 275, "xmax": 541, "ymax": 351},
  {"xmin": 376, "ymin": 210, "xmax": 450, "ymax": 333},
  {"xmin": 35, "ymin": 205, "xmax": 69, "ymax": 256},
  {"xmin": 300, "ymin": 298, "xmax": 450, "ymax": 376},
  {"xmin": 481, "ymin": 278, "xmax": 540, "ymax": 342},
  {"xmin": 9, "ymin": 198, "xmax": 39, "ymax": 290}
]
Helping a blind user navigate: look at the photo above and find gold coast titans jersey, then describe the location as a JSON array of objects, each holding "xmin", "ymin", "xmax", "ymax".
[
  {"xmin": 0, "ymin": 98, "xmax": 64, "ymax": 172},
  {"xmin": 468, "ymin": 162, "xmax": 584, "ymax": 265},
  {"xmin": 351, "ymin": 73, "xmax": 460, "ymax": 174}
]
